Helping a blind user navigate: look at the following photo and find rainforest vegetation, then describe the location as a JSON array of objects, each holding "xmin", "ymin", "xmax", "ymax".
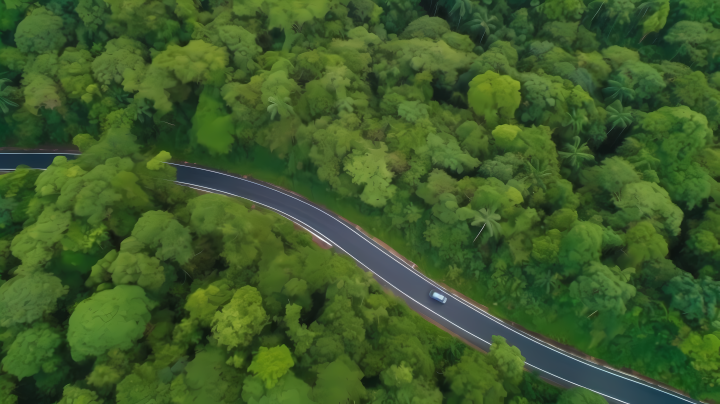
[
  {"xmin": 0, "ymin": 132, "xmax": 609, "ymax": 403},
  {"xmin": 0, "ymin": 0, "xmax": 719, "ymax": 400}
]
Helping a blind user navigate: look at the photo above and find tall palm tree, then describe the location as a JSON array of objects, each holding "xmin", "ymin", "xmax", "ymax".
[
  {"xmin": 563, "ymin": 108, "xmax": 589, "ymax": 136},
  {"xmin": 605, "ymin": 101, "xmax": 633, "ymax": 132},
  {"xmin": 461, "ymin": 7, "xmax": 497, "ymax": 43},
  {"xmin": 524, "ymin": 157, "xmax": 553, "ymax": 191},
  {"xmin": 534, "ymin": 270, "xmax": 560, "ymax": 294},
  {"xmin": 449, "ymin": 0, "xmax": 473, "ymax": 28},
  {"xmin": 558, "ymin": 136, "xmax": 595, "ymax": 170},
  {"xmin": 471, "ymin": 206, "xmax": 502, "ymax": 242},
  {"xmin": 603, "ymin": 78, "xmax": 635, "ymax": 103}
]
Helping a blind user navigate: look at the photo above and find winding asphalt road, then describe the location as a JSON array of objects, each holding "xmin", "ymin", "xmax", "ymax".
[{"xmin": 0, "ymin": 152, "xmax": 701, "ymax": 404}]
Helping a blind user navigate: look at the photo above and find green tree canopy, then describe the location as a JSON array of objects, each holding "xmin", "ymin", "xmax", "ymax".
[
  {"xmin": 68, "ymin": 285, "xmax": 154, "ymax": 361},
  {"xmin": 633, "ymin": 106, "xmax": 713, "ymax": 209},
  {"xmin": 558, "ymin": 221, "xmax": 604, "ymax": 276},
  {"xmin": 212, "ymin": 286, "xmax": 269, "ymax": 350},
  {"xmin": 10, "ymin": 204, "xmax": 71, "ymax": 270},
  {"xmin": 1, "ymin": 322, "xmax": 63, "ymax": 380},
  {"xmin": 570, "ymin": 262, "xmax": 636, "ymax": 315},
  {"xmin": 664, "ymin": 273, "xmax": 720, "ymax": 328},
  {"xmin": 247, "ymin": 345, "xmax": 295, "ymax": 389},
  {"xmin": 488, "ymin": 335, "xmax": 526, "ymax": 387},
  {"xmin": 445, "ymin": 348, "xmax": 507, "ymax": 404},
  {"xmin": 129, "ymin": 210, "xmax": 194, "ymax": 264},
  {"xmin": 343, "ymin": 142, "xmax": 397, "ymax": 207},
  {"xmin": 170, "ymin": 345, "xmax": 242, "ymax": 404},
  {"xmin": 467, "ymin": 71, "xmax": 521, "ymax": 128},
  {"xmin": 0, "ymin": 271, "xmax": 68, "ymax": 327},
  {"xmin": 310, "ymin": 356, "xmax": 367, "ymax": 404}
]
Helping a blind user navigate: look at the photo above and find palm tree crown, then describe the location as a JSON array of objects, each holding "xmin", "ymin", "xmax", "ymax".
[
  {"xmin": 461, "ymin": 7, "xmax": 497, "ymax": 42},
  {"xmin": 558, "ymin": 136, "xmax": 594, "ymax": 170},
  {"xmin": 563, "ymin": 108, "xmax": 589, "ymax": 136},
  {"xmin": 471, "ymin": 206, "xmax": 502, "ymax": 241},
  {"xmin": 524, "ymin": 157, "xmax": 553, "ymax": 191},
  {"xmin": 606, "ymin": 101, "xmax": 633, "ymax": 130},
  {"xmin": 603, "ymin": 78, "xmax": 636, "ymax": 103}
]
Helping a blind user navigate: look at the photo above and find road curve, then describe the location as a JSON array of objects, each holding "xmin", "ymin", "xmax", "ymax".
[{"xmin": 0, "ymin": 152, "xmax": 699, "ymax": 404}]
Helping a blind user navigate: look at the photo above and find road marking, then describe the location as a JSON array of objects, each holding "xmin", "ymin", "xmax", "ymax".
[
  {"xmin": 172, "ymin": 165, "xmax": 698, "ymax": 404},
  {"xmin": 0, "ymin": 154, "xmax": 697, "ymax": 403},
  {"xmin": 175, "ymin": 180, "xmax": 631, "ymax": 404}
]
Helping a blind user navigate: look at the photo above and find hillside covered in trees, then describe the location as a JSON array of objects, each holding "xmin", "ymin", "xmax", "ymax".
[
  {"xmin": 0, "ymin": 0, "xmax": 719, "ymax": 400},
  {"xmin": 0, "ymin": 131, "xmax": 608, "ymax": 403}
]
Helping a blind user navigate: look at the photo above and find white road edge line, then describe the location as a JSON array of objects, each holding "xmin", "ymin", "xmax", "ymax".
[
  {"xmin": 176, "ymin": 181, "xmax": 630, "ymax": 404},
  {"xmin": 170, "ymin": 163, "xmax": 697, "ymax": 404},
  {"xmin": 0, "ymin": 153, "xmax": 697, "ymax": 404}
]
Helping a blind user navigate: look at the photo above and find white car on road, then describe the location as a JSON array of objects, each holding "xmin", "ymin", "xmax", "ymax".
[{"xmin": 429, "ymin": 290, "xmax": 448, "ymax": 304}]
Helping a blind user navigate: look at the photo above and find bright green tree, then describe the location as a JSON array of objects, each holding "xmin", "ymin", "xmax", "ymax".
[
  {"xmin": 344, "ymin": 143, "xmax": 397, "ymax": 208},
  {"xmin": 640, "ymin": 0, "xmax": 670, "ymax": 36},
  {"xmin": 146, "ymin": 151, "xmax": 172, "ymax": 171},
  {"xmin": 247, "ymin": 345, "xmax": 295, "ymax": 389},
  {"xmin": 467, "ymin": 71, "xmax": 521, "ymax": 128},
  {"xmin": 678, "ymin": 332, "xmax": 720, "ymax": 373},
  {"xmin": 284, "ymin": 303, "xmax": 316, "ymax": 355},
  {"xmin": 380, "ymin": 362, "xmax": 414, "ymax": 387},
  {"xmin": 426, "ymin": 133, "xmax": 481, "ymax": 174},
  {"xmin": 212, "ymin": 286, "xmax": 269, "ymax": 350},
  {"xmin": 184, "ymin": 279, "xmax": 235, "ymax": 327},
  {"xmin": 56, "ymin": 385, "xmax": 103, "ymax": 404}
]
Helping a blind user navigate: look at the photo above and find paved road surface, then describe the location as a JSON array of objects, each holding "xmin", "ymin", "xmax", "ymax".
[{"xmin": 0, "ymin": 152, "xmax": 700, "ymax": 404}]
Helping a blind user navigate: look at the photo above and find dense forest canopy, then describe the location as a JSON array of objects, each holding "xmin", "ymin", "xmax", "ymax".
[
  {"xmin": 0, "ymin": 132, "xmax": 607, "ymax": 404},
  {"xmin": 0, "ymin": 0, "xmax": 719, "ymax": 400}
]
